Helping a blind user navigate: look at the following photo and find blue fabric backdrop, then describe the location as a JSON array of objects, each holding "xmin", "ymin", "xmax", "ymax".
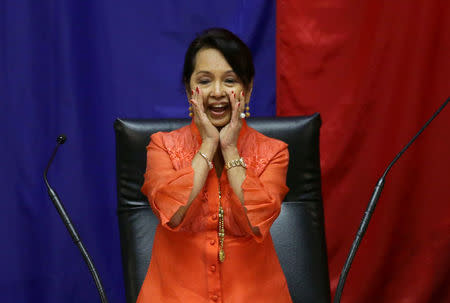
[{"xmin": 0, "ymin": 1, "xmax": 276, "ymax": 302}]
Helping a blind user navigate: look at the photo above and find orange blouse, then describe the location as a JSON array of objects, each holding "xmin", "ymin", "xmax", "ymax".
[{"xmin": 137, "ymin": 120, "xmax": 293, "ymax": 303}]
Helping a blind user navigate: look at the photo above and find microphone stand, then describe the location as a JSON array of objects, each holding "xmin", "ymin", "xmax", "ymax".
[
  {"xmin": 333, "ymin": 97, "xmax": 450, "ymax": 303},
  {"xmin": 44, "ymin": 135, "xmax": 108, "ymax": 303}
]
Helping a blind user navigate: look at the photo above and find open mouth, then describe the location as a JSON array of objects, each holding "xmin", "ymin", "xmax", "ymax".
[{"xmin": 208, "ymin": 103, "xmax": 230, "ymax": 117}]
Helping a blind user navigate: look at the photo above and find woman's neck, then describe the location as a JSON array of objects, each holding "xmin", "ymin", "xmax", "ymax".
[{"xmin": 213, "ymin": 148, "xmax": 224, "ymax": 179}]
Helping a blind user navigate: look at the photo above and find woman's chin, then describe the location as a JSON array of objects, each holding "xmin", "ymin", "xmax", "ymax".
[{"xmin": 208, "ymin": 112, "xmax": 231, "ymax": 128}]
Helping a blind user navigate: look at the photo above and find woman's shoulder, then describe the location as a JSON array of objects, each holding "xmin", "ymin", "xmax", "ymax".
[
  {"xmin": 240, "ymin": 126, "xmax": 289, "ymax": 174},
  {"xmin": 149, "ymin": 124, "xmax": 192, "ymax": 144},
  {"xmin": 149, "ymin": 124, "xmax": 198, "ymax": 158},
  {"xmin": 243, "ymin": 125, "xmax": 288, "ymax": 152}
]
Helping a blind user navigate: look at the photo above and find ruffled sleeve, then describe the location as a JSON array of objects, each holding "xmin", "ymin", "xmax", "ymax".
[
  {"xmin": 227, "ymin": 144, "xmax": 290, "ymax": 243},
  {"xmin": 141, "ymin": 132, "xmax": 201, "ymax": 231}
]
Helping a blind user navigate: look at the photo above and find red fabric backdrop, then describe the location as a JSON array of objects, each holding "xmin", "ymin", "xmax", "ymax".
[{"xmin": 277, "ymin": 1, "xmax": 450, "ymax": 302}]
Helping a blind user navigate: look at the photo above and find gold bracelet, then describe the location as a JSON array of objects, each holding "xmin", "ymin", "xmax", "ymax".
[
  {"xmin": 225, "ymin": 157, "xmax": 247, "ymax": 170},
  {"xmin": 198, "ymin": 151, "xmax": 213, "ymax": 170}
]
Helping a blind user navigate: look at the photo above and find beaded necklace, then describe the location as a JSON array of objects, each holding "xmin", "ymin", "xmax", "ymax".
[{"xmin": 218, "ymin": 182, "xmax": 225, "ymax": 262}]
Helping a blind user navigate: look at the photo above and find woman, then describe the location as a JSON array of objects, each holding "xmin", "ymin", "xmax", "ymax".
[{"xmin": 138, "ymin": 28, "xmax": 293, "ymax": 303}]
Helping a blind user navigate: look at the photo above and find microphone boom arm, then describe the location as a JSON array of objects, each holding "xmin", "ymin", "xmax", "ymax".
[
  {"xmin": 44, "ymin": 135, "xmax": 108, "ymax": 303},
  {"xmin": 333, "ymin": 97, "xmax": 449, "ymax": 303}
]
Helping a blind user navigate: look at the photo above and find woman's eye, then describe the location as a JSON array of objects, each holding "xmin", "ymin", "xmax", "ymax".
[
  {"xmin": 225, "ymin": 78, "xmax": 236, "ymax": 84},
  {"xmin": 198, "ymin": 79, "xmax": 210, "ymax": 85}
]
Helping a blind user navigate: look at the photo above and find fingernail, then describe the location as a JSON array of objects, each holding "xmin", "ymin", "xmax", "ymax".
[
  {"xmin": 191, "ymin": 89, "xmax": 194, "ymax": 95},
  {"xmin": 196, "ymin": 87, "xmax": 199, "ymax": 93},
  {"xmin": 241, "ymin": 91, "xmax": 245, "ymax": 97},
  {"xmin": 237, "ymin": 102, "xmax": 240, "ymax": 107}
]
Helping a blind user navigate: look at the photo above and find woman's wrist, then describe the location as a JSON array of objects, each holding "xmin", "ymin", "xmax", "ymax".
[
  {"xmin": 200, "ymin": 139, "xmax": 218, "ymax": 158},
  {"xmin": 221, "ymin": 145, "xmax": 240, "ymax": 163}
]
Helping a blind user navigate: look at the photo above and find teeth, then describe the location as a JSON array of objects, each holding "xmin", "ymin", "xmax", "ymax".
[{"xmin": 211, "ymin": 105, "xmax": 227, "ymax": 109}]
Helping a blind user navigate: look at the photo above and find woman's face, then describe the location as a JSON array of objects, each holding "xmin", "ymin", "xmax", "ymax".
[{"xmin": 189, "ymin": 48, "xmax": 249, "ymax": 128}]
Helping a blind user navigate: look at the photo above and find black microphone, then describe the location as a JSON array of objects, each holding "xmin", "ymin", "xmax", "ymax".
[
  {"xmin": 56, "ymin": 134, "xmax": 66, "ymax": 144},
  {"xmin": 333, "ymin": 97, "xmax": 450, "ymax": 303},
  {"xmin": 44, "ymin": 135, "xmax": 108, "ymax": 303}
]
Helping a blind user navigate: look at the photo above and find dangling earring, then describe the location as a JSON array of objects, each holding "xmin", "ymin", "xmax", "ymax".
[
  {"xmin": 245, "ymin": 104, "xmax": 250, "ymax": 117},
  {"xmin": 188, "ymin": 89, "xmax": 194, "ymax": 117}
]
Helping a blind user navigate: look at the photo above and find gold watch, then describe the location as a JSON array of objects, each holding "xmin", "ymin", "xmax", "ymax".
[{"xmin": 225, "ymin": 157, "xmax": 247, "ymax": 170}]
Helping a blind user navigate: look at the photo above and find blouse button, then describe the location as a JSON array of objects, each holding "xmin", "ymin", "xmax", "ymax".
[
  {"xmin": 212, "ymin": 214, "xmax": 217, "ymax": 220},
  {"xmin": 210, "ymin": 240, "xmax": 215, "ymax": 245},
  {"xmin": 210, "ymin": 265, "xmax": 216, "ymax": 272},
  {"xmin": 211, "ymin": 295, "xmax": 218, "ymax": 301}
]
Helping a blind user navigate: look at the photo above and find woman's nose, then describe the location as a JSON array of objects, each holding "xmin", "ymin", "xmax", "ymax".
[{"xmin": 211, "ymin": 81, "xmax": 225, "ymax": 98}]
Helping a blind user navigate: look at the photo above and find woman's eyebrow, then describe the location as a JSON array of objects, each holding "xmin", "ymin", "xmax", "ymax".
[
  {"xmin": 195, "ymin": 70, "xmax": 235, "ymax": 75},
  {"xmin": 195, "ymin": 71, "xmax": 212, "ymax": 75}
]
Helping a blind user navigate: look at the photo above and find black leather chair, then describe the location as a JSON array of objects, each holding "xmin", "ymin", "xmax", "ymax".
[{"xmin": 114, "ymin": 114, "xmax": 330, "ymax": 303}]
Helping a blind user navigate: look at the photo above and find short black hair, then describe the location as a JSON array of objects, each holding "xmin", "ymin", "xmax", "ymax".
[{"xmin": 182, "ymin": 28, "xmax": 255, "ymax": 91}]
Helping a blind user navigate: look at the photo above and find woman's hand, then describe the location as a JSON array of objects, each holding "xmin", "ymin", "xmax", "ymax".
[
  {"xmin": 190, "ymin": 87, "xmax": 220, "ymax": 145},
  {"xmin": 219, "ymin": 90, "xmax": 244, "ymax": 152}
]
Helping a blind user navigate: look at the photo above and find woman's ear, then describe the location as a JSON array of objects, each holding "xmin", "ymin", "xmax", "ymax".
[
  {"xmin": 246, "ymin": 80, "xmax": 254, "ymax": 104},
  {"xmin": 185, "ymin": 86, "xmax": 192, "ymax": 99}
]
